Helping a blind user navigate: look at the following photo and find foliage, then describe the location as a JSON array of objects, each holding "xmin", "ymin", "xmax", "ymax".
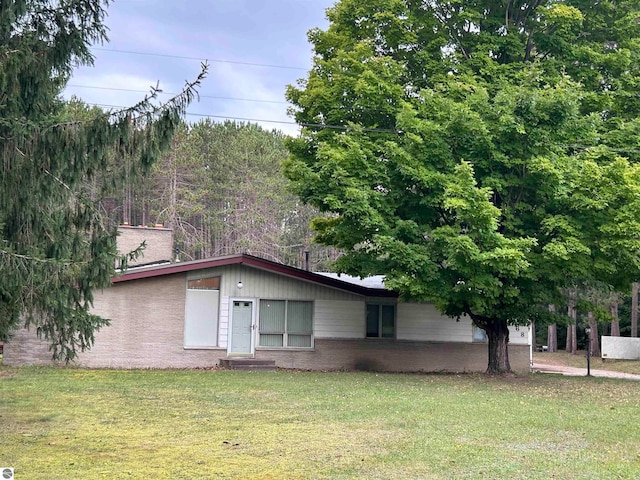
[
  {"xmin": 2, "ymin": 367, "xmax": 640, "ymax": 479},
  {"xmin": 0, "ymin": 0, "xmax": 206, "ymax": 360},
  {"xmin": 115, "ymin": 119, "xmax": 338, "ymax": 269},
  {"xmin": 285, "ymin": 0, "xmax": 640, "ymax": 372}
]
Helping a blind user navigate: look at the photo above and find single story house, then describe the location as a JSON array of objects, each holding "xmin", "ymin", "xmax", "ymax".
[{"xmin": 3, "ymin": 253, "xmax": 532, "ymax": 372}]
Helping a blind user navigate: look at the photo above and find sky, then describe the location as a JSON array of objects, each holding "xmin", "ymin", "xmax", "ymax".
[{"xmin": 64, "ymin": 0, "xmax": 336, "ymax": 136}]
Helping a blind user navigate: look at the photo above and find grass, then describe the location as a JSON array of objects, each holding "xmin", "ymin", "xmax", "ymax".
[
  {"xmin": 534, "ymin": 351, "xmax": 640, "ymax": 375},
  {"xmin": 1, "ymin": 367, "xmax": 639, "ymax": 479}
]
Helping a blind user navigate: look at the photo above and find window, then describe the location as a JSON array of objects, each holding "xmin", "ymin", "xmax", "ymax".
[
  {"xmin": 472, "ymin": 325, "xmax": 487, "ymax": 343},
  {"xmin": 259, "ymin": 300, "xmax": 313, "ymax": 348},
  {"xmin": 366, "ymin": 303, "xmax": 395, "ymax": 338},
  {"xmin": 184, "ymin": 276, "xmax": 220, "ymax": 347},
  {"xmin": 187, "ymin": 277, "xmax": 220, "ymax": 290}
]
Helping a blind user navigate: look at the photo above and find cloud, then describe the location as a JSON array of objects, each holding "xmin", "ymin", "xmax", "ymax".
[
  {"xmin": 193, "ymin": 62, "xmax": 298, "ymax": 135},
  {"xmin": 64, "ymin": 72, "xmax": 170, "ymax": 109},
  {"xmin": 63, "ymin": 0, "xmax": 334, "ymax": 136}
]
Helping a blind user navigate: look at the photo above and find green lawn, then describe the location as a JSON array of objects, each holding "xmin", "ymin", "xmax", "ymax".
[{"xmin": 1, "ymin": 367, "xmax": 639, "ymax": 479}]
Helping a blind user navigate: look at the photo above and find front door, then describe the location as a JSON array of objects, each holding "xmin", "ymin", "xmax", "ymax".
[{"xmin": 229, "ymin": 300, "xmax": 254, "ymax": 355}]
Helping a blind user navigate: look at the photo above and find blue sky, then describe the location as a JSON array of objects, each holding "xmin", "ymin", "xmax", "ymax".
[{"xmin": 64, "ymin": 0, "xmax": 336, "ymax": 136}]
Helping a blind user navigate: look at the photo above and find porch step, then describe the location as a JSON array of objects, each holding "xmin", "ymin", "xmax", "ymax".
[{"xmin": 219, "ymin": 358, "xmax": 277, "ymax": 371}]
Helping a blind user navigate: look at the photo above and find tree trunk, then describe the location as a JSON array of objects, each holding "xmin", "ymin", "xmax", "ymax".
[
  {"xmin": 633, "ymin": 282, "xmax": 638, "ymax": 338},
  {"xmin": 610, "ymin": 301, "xmax": 620, "ymax": 337},
  {"xmin": 547, "ymin": 304, "xmax": 557, "ymax": 352},
  {"xmin": 547, "ymin": 324, "xmax": 557, "ymax": 352},
  {"xmin": 566, "ymin": 303, "xmax": 577, "ymax": 354},
  {"xmin": 588, "ymin": 311, "xmax": 601, "ymax": 358},
  {"xmin": 484, "ymin": 318, "xmax": 511, "ymax": 374}
]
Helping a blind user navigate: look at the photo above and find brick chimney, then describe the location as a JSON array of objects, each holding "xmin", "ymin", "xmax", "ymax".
[{"xmin": 117, "ymin": 224, "xmax": 174, "ymax": 267}]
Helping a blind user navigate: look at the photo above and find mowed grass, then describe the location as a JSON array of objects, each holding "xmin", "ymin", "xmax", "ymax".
[
  {"xmin": 1, "ymin": 367, "xmax": 639, "ymax": 479},
  {"xmin": 535, "ymin": 351, "xmax": 640, "ymax": 375}
]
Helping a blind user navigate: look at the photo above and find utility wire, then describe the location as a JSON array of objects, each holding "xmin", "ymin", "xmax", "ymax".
[
  {"xmin": 67, "ymin": 84, "xmax": 289, "ymax": 105},
  {"xmin": 88, "ymin": 103, "xmax": 399, "ymax": 133},
  {"xmin": 84, "ymin": 102, "xmax": 640, "ymax": 150},
  {"xmin": 92, "ymin": 47, "xmax": 308, "ymax": 71}
]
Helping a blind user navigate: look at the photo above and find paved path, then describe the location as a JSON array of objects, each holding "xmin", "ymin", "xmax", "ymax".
[{"xmin": 533, "ymin": 363, "xmax": 640, "ymax": 381}]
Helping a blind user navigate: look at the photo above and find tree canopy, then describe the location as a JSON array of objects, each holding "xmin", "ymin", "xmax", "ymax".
[
  {"xmin": 115, "ymin": 119, "xmax": 335, "ymax": 269},
  {"xmin": 285, "ymin": 0, "xmax": 640, "ymax": 372},
  {"xmin": 0, "ymin": 0, "xmax": 205, "ymax": 360}
]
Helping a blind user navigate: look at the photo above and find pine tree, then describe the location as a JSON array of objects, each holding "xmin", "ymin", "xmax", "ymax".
[{"xmin": 0, "ymin": 0, "xmax": 206, "ymax": 360}]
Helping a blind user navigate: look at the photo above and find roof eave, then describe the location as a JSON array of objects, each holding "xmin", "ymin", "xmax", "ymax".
[{"xmin": 111, "ymin": 253, "xmax": 398, "ymax": 298}]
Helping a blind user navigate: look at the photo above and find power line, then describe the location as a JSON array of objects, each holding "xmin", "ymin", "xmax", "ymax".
[
  {"xmin": 85, "ymin": 103, "xmax": 640, "ymax": 149},
  {"xmin": 87, "ymin": 103, "xmax": 399, "ymax": 133},
  {"xmin": 92, "ymin": 47, "xmax": 308, "ymax": 71},
  {"xmin": 67, "ymin": 84, "xmax": 288, "ymax": 105},
  {"xmin": 59, "ymin": 100, "xmax": 640, "ymax": 150}
]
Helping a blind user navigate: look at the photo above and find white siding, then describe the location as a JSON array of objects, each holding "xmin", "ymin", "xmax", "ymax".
[
  {"xmin": 314, "ymin": 300, "xmax": 365, "ymax": 339},
  {"xmin": 188, "ymin": 265, "xmax": 364, "ymax": 302},
  {"xmin": 191, "ymin": 266, "xmax": 367, "ymax": 345},
  {"xmin": 184, "ymin": 265, "xmax": 532, "ymax": 347},
  {"xmin": 219, "ymin": 296, "xmax": 230, "ymax": 348},
  {"xmin": 397, "ymin": 304, "xmax": 532, "ymax": 346},
  {"xmin": 396, "ymin": 303, "xmax": 473, "ymax": 343}
]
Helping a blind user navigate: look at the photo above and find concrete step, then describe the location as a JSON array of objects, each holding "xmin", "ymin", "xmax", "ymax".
[
  {"xmin": 219, "ymin": 358, "xmax": 277, "ymax": 371},
  {"xmin": 229, "ymin": 364, "xmax": 278, "ymax": 371}
]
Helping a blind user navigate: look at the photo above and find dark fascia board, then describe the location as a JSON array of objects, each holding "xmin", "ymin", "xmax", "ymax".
[{"xmin": 111, "ymin": 253, "xmax": 398, "ymax": 298}]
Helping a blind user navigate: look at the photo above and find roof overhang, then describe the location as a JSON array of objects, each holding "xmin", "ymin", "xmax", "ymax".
[{"xmin": 111, "ymin": 253, "xmax": 397, "ymax": 298}]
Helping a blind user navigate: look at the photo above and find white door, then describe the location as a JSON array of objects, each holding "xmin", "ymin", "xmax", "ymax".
[{"xmin": 229, "ymin": 300, "xmax": 254, "ymax": 355}]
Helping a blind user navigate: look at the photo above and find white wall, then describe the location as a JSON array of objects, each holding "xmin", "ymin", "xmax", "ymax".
[
  {"xmin": 396, "ymin": 303, "xmax": 473, "ymax": 342},
  {"xmin": 314, "ymin": 300, "xmax": 365, "ymax": 338},
  {"xmin": 602, "ymin": 336, "xmax": 640, "ymax": 360}
]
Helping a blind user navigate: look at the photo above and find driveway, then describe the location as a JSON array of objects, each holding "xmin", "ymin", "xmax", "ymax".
[{"xmin": 532, "ymin": 363, "xmax": 640, "ymax": 381}]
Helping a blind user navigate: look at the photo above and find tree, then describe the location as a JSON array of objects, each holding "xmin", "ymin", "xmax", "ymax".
[
  {"xmin": 547, "ymin": 305, "xmax": 557, "ymax": 353},
  {"xmin": 0, "ymin": 0, "xmax": 206, "ymax": 360},
  {"xmin": 285, "ymin": 0, "xmax": 640, "ymax": 372},
  {"xmin": 112, "ymin": 119, "xmax": 337, "ymax": 269},
  {"xmin": 610, "ymin": 300, "xmax": 620, "ymax": 337},
  {"xmin": 587, "ymin": 311, "xmax": 601, "ymax": 358},
  {"xmin": 566, "ymin": 303, "xmax": 578, "ymax": 355},
  {"xmin": 632, "ymin": 282, "xmax": 638, "ymax": 337}
]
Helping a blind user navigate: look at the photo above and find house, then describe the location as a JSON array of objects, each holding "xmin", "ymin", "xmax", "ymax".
[{"xmin": 3, "ymin": 228, "xmax": 532, "ymax": 372}]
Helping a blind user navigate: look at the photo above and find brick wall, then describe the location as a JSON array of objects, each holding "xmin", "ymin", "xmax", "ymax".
[
  {"xmin": 254, "ymin": 339, "xmax": 530, "ymax": 374},
  {"xmin": 2, "ymin": 327, "xmax": 64, "ymax": 366},
  {"xmin": 117, "ymin": 225, "xmax": 173, "ymax": 266},
  {"xmin": 5, "ymin": 328, "xmax": 530, "ymax": 373}
]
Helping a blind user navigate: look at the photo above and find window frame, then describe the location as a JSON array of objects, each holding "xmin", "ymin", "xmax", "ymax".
[
  {"xmin": 365, "ymin": 302, "xmax": 396, "ymax": 339},
  {"xmin": 257, "ymin": 299, "xmax": 314, "ymax": 349}
]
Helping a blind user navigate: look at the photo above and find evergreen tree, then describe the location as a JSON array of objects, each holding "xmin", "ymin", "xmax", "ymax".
[
  {"xmin": 141, "ymin": 120, "xmax": 336, "ymax": 269},
  {"xmin": 0, "ymin": 0, "xmax": 206, "ymax": 360}
]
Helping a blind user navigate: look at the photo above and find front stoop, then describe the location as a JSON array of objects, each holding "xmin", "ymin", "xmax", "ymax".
[{"xmin": 219, "ymin": 358, "xmax": 277, "ymax": 371}]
